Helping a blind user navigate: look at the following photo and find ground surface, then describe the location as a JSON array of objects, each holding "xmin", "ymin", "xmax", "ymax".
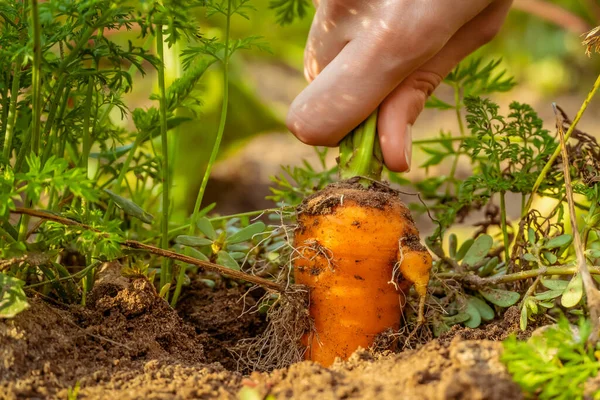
[{"xmin": 0, "ymin": 266, "xmax": 526, "ymax": 400}]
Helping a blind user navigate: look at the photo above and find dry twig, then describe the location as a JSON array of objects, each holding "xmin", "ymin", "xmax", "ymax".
[
  {"xmin": 10, "ymin": 207, "xmax": 286, "ymax": 293},
  {"xmin": 554, "ymin": 103, "xmax": 600, "ymax": 343}
]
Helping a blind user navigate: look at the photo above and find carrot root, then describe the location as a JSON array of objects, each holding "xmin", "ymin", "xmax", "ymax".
[{"xmin": 293, "ymin": 180, "xmax": 432, "ymax": 366}]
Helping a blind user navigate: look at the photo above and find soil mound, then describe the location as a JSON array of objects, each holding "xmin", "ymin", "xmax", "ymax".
[{"xmin": 1, "ymin": 275, "xmax": 523, "ymax": 399}]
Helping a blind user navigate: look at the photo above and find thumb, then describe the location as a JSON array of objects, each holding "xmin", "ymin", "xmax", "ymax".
[{"xmin": 378, "ymin": 0, "xmax": 512, "ymax": 172}]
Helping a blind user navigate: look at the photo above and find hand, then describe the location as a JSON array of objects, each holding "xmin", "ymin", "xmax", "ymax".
[{"xmin": 287, "ymin": 0, "xmax": 512, "ymax": 172}]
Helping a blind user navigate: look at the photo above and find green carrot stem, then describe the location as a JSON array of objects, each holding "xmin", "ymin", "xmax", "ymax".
[
  {"xmin": 338, "ymin": 109, "xmax": 383, "ymax": 184},
  {"xmin": 171, "ymin": 0, "xmax": 233, "ymax": 307},
  {"xmin": 3, "ymin": 54, "xmax": 24, "ymax": 160},
  {"xmin": 156, "ymin": 26, "xmax": 171, "ymax": 294},
  {"xmin": 30, "ymin": 0, "xmax": 42, "ymax": 156},
  {"xmin": 80, "ymin": 76, "xmax": 94, "ymax": 171}
]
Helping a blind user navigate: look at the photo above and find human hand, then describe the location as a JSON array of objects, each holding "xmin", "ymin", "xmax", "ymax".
[{"xmin": 287, "ymin": 0, "xmax": 512, "ymax": 172}]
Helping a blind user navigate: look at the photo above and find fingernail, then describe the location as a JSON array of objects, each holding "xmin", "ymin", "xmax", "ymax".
[{"xmin": 404, "ymin": 124, "xmax": 412, "ymax": 172}]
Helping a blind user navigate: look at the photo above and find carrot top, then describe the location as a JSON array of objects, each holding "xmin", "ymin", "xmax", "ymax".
[{"xmin": 338, "ymin": 109, "xmax": 383, "ymax": 185}]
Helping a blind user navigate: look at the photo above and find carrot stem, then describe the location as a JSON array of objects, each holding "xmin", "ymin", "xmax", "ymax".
[{"xmin": 338, "ymin": 109, "xmax": 383, "ymax": 184}]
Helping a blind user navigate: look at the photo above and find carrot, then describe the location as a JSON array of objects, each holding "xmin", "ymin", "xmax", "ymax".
[{"xmin": 293, "ymin": 110, "xmax": 432, "ymax": 367}]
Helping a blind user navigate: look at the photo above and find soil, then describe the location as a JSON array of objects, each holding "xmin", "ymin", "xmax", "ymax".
[
  {"xmin": 298, "ymin": 178, "xmax": 409, "ymax": 216},
  {"xmin": 0, "ymin": 267, "xmax": 528, "ymax": 400}
]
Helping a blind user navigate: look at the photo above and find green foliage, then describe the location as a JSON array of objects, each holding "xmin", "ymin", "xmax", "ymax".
[
  {"xmin": 176, "ymin": 217, "xmax": 270, "ymax": 271},
  {"xmin": 461, "ymin": 98, "xmax": 558, "ymax": 199},
  {"xmin": 268, "ymin": 155, "xmax": 337, "ymax": 207},
  {"xmin": 268, "ymin": 0, "xmax": 309, "ymax": 25},
  {"xmin": 503, "ymin": 318, "xmax": 600, "ymax": 400},
  {"xmin": 0, "ymin": 0, "xmax": 299, "ymax": 313},
  {"xmin": 0, "ymin": 273, "xmax": 29, "ymax": 318}
]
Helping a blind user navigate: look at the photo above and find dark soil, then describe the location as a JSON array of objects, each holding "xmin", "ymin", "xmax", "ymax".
[
  {"xmin": 1, "ymin": 268, "xmax": 525, "ymax": 400},
  {"xmin": 298, "ymin": 178, "xmax": 412, "ymax": 217}
]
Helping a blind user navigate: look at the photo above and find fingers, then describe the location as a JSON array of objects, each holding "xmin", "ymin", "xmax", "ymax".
[
  {"xmin": 288, "ymin": 1, "xmax": 493, "ymax": 148},
  {"xmin": 288, "ymin": 32, "xmax": 443, "ymax": 147},
  {"xmin": 304, "ymin": 6, "xmax": 349, "ymax": 82},
  {"xmin": 378, "ymin": 0, "xmax": 513, "ymax": 172}
]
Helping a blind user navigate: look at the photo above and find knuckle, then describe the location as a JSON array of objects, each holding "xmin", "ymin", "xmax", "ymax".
[
  {"xmin": 286, "ymin": 110, "xmax": 323, "ymax": 146},
  {"xmin": 407, "ymin": 70, "xmax": 444, "ymax": 98}
]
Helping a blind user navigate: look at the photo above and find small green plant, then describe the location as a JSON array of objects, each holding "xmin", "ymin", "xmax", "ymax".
[
  {"xmin": 503, "ymin": 317, "xmax": 600, "ymax": 400},
  {"xmin": 0, "ymin": 0, "xmax": 291, "ymax": 315}
]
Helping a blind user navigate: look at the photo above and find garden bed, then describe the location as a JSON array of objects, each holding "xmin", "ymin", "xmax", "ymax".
[{"xmin": 1, "ymin": 267, "xmax": 524, "ymax": 400}]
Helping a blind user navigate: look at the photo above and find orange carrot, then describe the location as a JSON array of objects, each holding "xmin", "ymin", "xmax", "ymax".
[{"xmin": 293, "ymin": 111, "xmax": 432, "ymax": 367}]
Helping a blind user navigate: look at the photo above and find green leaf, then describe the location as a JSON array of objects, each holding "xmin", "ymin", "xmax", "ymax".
[
  {"xmin": 464, "ymin": 300, "xmax": 482, "ymax": 328},
  {"xmin": 187, "ymin": 247, "xmax": 209, "ymax": 262},
  {"xmin": 479, "ymin": 288, "xmax": 520, "ymax": 307},
  {"xmin": 544, "ymin": 234, "xmax": 572, "ymax": 250},
  {"xmin": 455, "ymin": 238, "xmax": 474, "ymax": 261},
  {"xmin": 527, "ymin": 227, "xmax": 536, "ymax": 245},
  {"xmin": 523, "ymin": 253, "xmax": 537, "ymax": 262},
  {"xmin": 526, "ymin": 298, "xmax": 538, "ymax": 315},
  {"xmin": 175, "ymin": 235, "xmax": 213, "ymax": 247},
  {"xmin": 227, "ymin": 222, "xmax": 266, "ymax": 244},
  {"xmin": 227, "ymin": 244, "xmax": 250, "ymax": 252},
  {"xmin": 542, "ymin": 251, "xmax": 557, "ymax": 264},
  {"xmin": 480, "ymin": 256, "xmax": 499, "ymax": 277},
  {"xmin": 217, "ymin": 251, "xmax": 240, "ymax": 270},
  {"xmin": 538, "ymin": 301, "xmax": 554, "ymax": 308},
  {"xmin": 449, "ymin": 233, "xmax": 458, "ymax": 258},
  {"xmin": 534, "ymin": 290, "xmax": 563, "ymax": 301},
  {"xmin": 229, "ymin": 252, "xmax": 247, "ymax": 260},
  {"xmin": 425, "ymin": 94, "xmax": 454, "ymax": 110},
  {"xmin": 469, "ymin": 296, "xmax": 495, "ymax": 321},
  {"xmin": 520, "ymin": 303, "xmax": 528, "ymax": 331},
  {"xmin": 587, "ymin": 249, "xmax": 600, "ymax": 258},
  {"xmin": 442, "ymin": 312, "xmax": 471, "ymax": 325},
  {"xmin": 0, "ymin": 273, "xmax": 29, "ymax": 318},
  {"xmin": 462, "ymin": 234, "xmax": 493, "ymax": 266},
  {"xmin": 197, "ymin": 218, "xmax": 216, "ymax": 240},
  {"xmin": 195, "ymin": 203, "xmax": 216, "ymax": 219},
  {"xmin": 104, "ymin": 189, "xmax": 154, "ymax": 224},
  {"xmin": 561, "ymin": 274, "xmax": 583, "ymax": 308},
  {"xmin": 541, "ymin": 278, "xmax": 569, "ymax": 291},
  {"xmin": 158, "ymin": 283, "xmax": 171, "ymax": 299}
]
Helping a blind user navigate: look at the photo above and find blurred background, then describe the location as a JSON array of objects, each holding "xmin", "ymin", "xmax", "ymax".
[{"xmin": 113, "ymin": 0, "xmax": 600, "ymax": 229}]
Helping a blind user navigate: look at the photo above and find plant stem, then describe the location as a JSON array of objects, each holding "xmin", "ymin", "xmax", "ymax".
[
  {"xmin": 523, "ymin": 71, "xmax": 600, "ymax": 216},
  {"xmin": 102, "ymin": 39, "xmax": 153, "ymax": 220},
  {"xmin": 40, "ymin": 76, "xmax": 68, "ymax": 164},
  {"xmin": 412, "ymin": 136, "xmax": 471, "ymax": 145},
  {"xmin": 188, "ymin": 9, "xmax": 232, "ymax": 236},
  {"xmin": 446, "ymin": 82, "xmax": 466, "ymax": 195},
  {"xmin": 30, "ymin": 0, "xmax": 42, "ymax": 156},
  {"xmin": 172, "ymin": 0, "xmax": 233, "ymax": 307},
  {"xmin": 51, "ymin": 85, "xmax": 71, "ymax": 162},
  {"xmin": 3, "ymin": 53, "xmax": 24, "ymax": 160},
  {"xmin": 156, "ymin": 26, "xmax": 171, "ymax": 294},
  {"xmin": 436, "ymin": 265, "xmax": 600, "ymax": 286},
  {"xmin": 499, "ymin": 191, "xmax": 511, "ymax": 262},
  {"xmin": 80, "ymin": 76, "xmax": 94, "ymax": 172},
  {"xmin": 10, "ymin": 207, "xmax": 286, "ymax": 293},
  {"xmin": 338, "ymin": 109, "xmax": 382, "ymax": 184}
]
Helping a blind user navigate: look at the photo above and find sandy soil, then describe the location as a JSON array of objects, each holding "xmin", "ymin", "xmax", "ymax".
[{"xmin": 1, "ymin": 271, "xmax": 525, "ymax": 400}]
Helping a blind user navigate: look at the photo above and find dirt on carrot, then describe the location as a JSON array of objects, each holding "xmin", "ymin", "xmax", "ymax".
[{"xmin": 0, "ymin": 273, "xmax": 524, "ymax": 399}]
